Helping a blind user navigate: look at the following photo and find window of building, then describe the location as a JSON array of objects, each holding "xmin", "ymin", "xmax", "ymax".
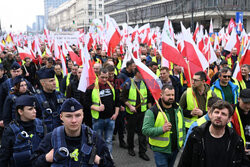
[
  {"xmin": 88, "ymin": 4, "xmax": 92, "ymax": 10},
  {"xmin": 208, "ymin": 0, "xmax": 218, "ymax": 7},
  {"xmin": 89, "ymin": 12, "xmax": 93, "ymax": 16},
  {"xmin": 99, "ymin": 12, "xmax": 102, "ymax": 16},
  {"xmin": 99, "ymin": 4, "xmax": 102, "ymax": 8},
  {"xmin": 89, "ymin": 19, "xmax": 92, "ymax": 23}
]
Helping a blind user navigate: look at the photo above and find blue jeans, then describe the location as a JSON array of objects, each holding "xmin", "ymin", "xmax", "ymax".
[
  {"xmin": 153, "ymin": 150, "xmax": 178, "ymax": 167},
  {"xmin": 92, "ymin": 118, "xmax": 115, "ymax": 152}
]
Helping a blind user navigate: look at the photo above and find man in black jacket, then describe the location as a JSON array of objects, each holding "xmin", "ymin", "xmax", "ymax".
[{"xmin": 178, "ymin": 100, "xmax": 249, "ymax": 167}]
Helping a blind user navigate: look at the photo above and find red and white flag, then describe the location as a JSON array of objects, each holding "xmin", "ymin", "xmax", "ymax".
[
  {"xmin": 224, "ymin": 28, "xmax": 240, "ymax": 55},
  {"xmin": 233, "ymin": 41, "xmax": 250, "ymax": 80},
  {"xmin": 65, "ymin": 42, "xmax": 82, "ymax": 65},
  {"xmin": 78, "ymin": 44, "xmax": 96, "ymax": 92},
  {"xmin": 131, "ymin": 50, "xmax": 162, "ymax": 101},
  {"xmin": 227, "ymin": 18, "xmax": 237, "ymax": 34},
  {"xmin": 209, "ymin": 18, "xmax": 213, "ymax": 33},
  {"xmin": 181, "ymin": 22, "xmax": 209, "ymax": 72},
  {"xmin": 105, "ymin": 15, "xmax": 121, "ymax": 56},
  {"xmin": 161, "ymin": 17, "xmax": 187, "ymax": 68},
  {"xmin": 193, "ymin": 22, "xmax": 199, "ymax": 42},
  {"xmin": 17, "ymin": 46, "xmax": 36, "ymax": 60}
]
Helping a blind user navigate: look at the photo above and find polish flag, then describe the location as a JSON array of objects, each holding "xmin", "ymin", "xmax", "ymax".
[
  {"xmin": 203, "ymin": 39, "xmax": 217, "ymax": 64},
  {"xmin": 131, "ymin": 50, "xmax": 162, "ymax": 101},
  {"xmin": 233, "ymin": 41, "xmax": 250, "ymax": 81},
  {"xmin": 209, "ymin": 18, "xmax": 213, "ymax": 33},
  {"xmin": 218, "ymin": 27, "xmax": 225, "ymax": 43},
  {"xmin": 213, "ymin": 33, "xmax": 220, "ymax": 50},
  {"xmin": 193, "ymin": 22, "xmax": 199, "ymax": 42},
  {"xmin": 133, "ymin": 32, "xmax": 140, "ymax": 59},
  {"xmin": 105, "ymin": 15, "xmax": 121, "ymax": 56},
  {"xmin": 65, "ymin": 42, "xmax": 82, "ymax": 65},
  {"xmin": 78, "ymin": 44, "xmax": 96, "ymax": 92},
  {"xmin": 17, "ymin": 46, "xmax": 36, "ymax": 60},
  {"xmin": 181, "ymin": 22, "xmax": 209, "ymax": 72},
  {"xmin": 227, "ymin": 18, "xmax": 237, "ymax": 34},
  {"xmin": 224, "ymin": 28, "xmax": 240, "ymax": 55},
  {"xmin": 59, "ymin": 49, "xmax": 68, "ymax": 76},
  {"xmin": 161, "ymin": 17, "xmax": 187, "ymax": 68}
]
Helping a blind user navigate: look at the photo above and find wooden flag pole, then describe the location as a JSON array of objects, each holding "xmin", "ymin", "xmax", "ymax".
[{"xmin": 155, "ymin": 99, "xmax": 168, "ymax": 121}]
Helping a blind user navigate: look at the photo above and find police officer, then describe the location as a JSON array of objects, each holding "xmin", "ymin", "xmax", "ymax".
[
  {"xmin": 31, "ymin": 98, "xmax": 114, "ymax": 167},
  {"xmin": 35, "ymin": 68, "xmax": 65, "ymax": 134},
  {"xmin": 0, "ymin": 95, "xmax": 44, "ymax": 167},
  {"xmin": 0, "ymin": 62, "xmax": 34, "ymax": 129},
  {"xmin": 3, "ymin": 75, "xmax": 32, "ymax": 126}
]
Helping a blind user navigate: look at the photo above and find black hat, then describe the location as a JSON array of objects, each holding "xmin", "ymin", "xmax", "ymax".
[
  {"xmin": 36, "ymin": 68, "xmax": 55, "ymax": 79},
  {"xmin": 16, "ymin": 95, "xmax": 36, "ymax": 107},
  {"xmin": 10, "ymin": 62, "xmax": 21, "ymax": 70},
  {"xmin": 0, "ymin": 63, "xmax": 4, "ymax": 70},
  {"xmin": 13, "ymin": 75, "xmax": 25, "ymax": 85},
  {"xmin": 239, "ymin": 89, "xmax": 250, "ymax": 103},
  {"xmin": 60, "ymin": 98, "xmax": 83, "ymax": 113}
]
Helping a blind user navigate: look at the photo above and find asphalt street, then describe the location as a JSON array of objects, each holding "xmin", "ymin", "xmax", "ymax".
[{"xmin": 112, "ymin": 135, "xmax": 156, "ymax": 167}]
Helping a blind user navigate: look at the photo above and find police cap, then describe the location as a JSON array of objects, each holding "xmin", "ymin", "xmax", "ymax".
[
  {"xmin": 10, "ymin": 62, "xmax": 21, "ymax": 70},
  {"xmin": 60, "ymin": 98, "xmax": 83, "ymax": 113},
  {"xmin": 13, "ymin": 75, "xmax": 25, "ymax": 86},
  {"xmin": 36, "ymin": 68, "xmax": 55, "ymax": 79},
  {"xmin": 16, "ymin": 95, "xmax": 36, "ymax": 107}
]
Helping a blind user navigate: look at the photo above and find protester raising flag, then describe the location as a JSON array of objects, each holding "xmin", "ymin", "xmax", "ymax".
[{"xmin": 130, "ymin": 49, "xmax": 162, "ymax": 101}]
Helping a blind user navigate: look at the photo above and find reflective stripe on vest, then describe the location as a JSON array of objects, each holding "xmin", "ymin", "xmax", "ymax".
[
  {"xmin": 185, "ymin": 88, "xmax": 198, "ymax": 128},
  {"xmin": 117, "ymin": 59, "xmax": 122, "ymax": 71},
  {"xmin": 55, "ymin": 75, "xmax": 60, "ymax": 92},
  {"xmin": 239, "ymin": 80, "xmax": 246, "ymax": 90},
  {"xmin": 66, "ymin": 73, "xmax": 71, "ymax": 87},
  {"xmin": 125, "ymin": 79, "xmax": 147, "ymax": 114},
  {"xmin": 91, "ymin": 80, "xmax": 115, "ymax": 119},
  {"xmin": 149, "ymin": 109, "xmax": 184, "ymax": 148},
  {"xmin": 235, "ymin": 107, "xmax": 246, "ymax": 145}
]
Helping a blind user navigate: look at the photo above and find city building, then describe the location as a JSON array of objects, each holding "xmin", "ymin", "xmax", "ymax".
[
  {"xmin": 44, "ymin": 0, "xmax": 69, "ymax": 26},
  {"xmin": 48, "ymin": 0, "xmax": 104, "ymax": 31},
  {"xmin": 104, "ymin": 0, "xmax": 250, "ymax": 32}
]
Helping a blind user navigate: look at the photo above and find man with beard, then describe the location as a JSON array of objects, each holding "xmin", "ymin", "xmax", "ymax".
[
  {"xmin": 178, "ymin": 100, "xmax": 249, "ymax": 167},
  {"xmin": 142, "ymin": 85, "xmax": 185, "ymax": 167}
]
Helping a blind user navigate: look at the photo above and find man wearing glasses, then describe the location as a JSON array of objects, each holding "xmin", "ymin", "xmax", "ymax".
[
  {"xmin": 179, "ymin": 71, "xmax": 216, "ymax": 131},
  {"xmin": 210, "ymin": 67, "xmax": 239, "ymax": 105}
]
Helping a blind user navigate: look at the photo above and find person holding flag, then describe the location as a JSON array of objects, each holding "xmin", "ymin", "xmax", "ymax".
[
  {"xmin": 142, "ymin": 85, "xmax": 186, "ymax": 167},
  {"xmin": 120, "ymin": 68, "xmax": 153, "ymax": 161}
]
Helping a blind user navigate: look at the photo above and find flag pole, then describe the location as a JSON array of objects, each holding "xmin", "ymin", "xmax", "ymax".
[
  {"xmin": 154, "ymin": 99, "xmax": 168, "ymax": 121},
  {"xmin": 187, "ymin": 60, "xmax": 197, "ymax": 108}
]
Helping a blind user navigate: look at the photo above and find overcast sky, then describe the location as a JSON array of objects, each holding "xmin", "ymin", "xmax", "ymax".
[{"xmin": 0, "ymin": 0, "xmax": 44, "ymax": 33}]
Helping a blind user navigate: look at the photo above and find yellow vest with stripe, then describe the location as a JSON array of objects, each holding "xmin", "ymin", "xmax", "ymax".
[
  {"xmin": 149, "ymin": 108, "xmax": 184, "ymax": 148},
  {"xmin": 227, "ymin": 57, "xmax": 232, "ymax": 68},
  {"xmin": 125, "ymin": 79, "xmax": 148, "ymax": 114},
  {"xmin": 66, "ymin": 73, "xmax": 71, "ymax": 87},
  {"xmin": 116, "ymin": 59, "xmax": 122, "ymax": 71},
  {"xmin": 211, "ymin": 85, "xmax": 238, "ymax": 104},
  {"xmin": 91, "ymin": 81, "xmax": 115, "ymax": 119},
  {"xmin": 239, "ymin": 80, "xmax": 246, "ymax": 90},
  {"xmin": 152, "ymin": 57, "xmax": 161, "ymax": 77},
  {"xmin": 55, "ymin": 75, "xmax": 60, "ymax": 91},
  {"xmin": 234, "ymin": 107, "xmax": 246, "ymax": 145},
  {"xmin": 185, "ymin": 88, "xmax": 211, "ymax": 128}
]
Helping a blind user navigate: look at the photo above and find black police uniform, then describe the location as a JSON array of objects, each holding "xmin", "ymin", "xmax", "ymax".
[
  {"xmin": 0, "ymin": 95, "xmax": 44, "ymax": 167},
  {"xmin": 31, "ymin": 98, "xmax": 114, "ymax": 167},
  {"xmin": 34, "ymin": 68, "xmax": 65, "ymax": 134}
]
